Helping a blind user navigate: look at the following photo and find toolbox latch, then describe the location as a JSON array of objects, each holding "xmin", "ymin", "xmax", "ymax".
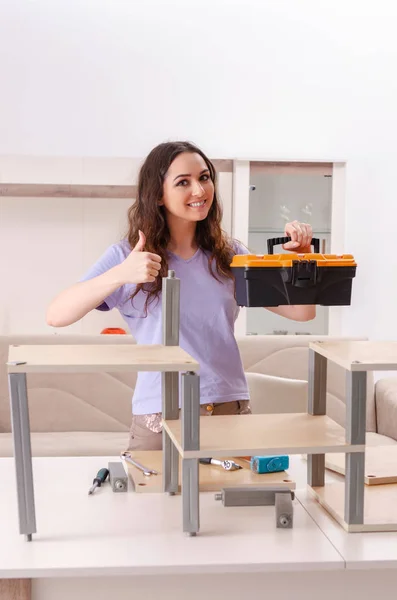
[{"xmin": 290, "ymin": 260, "xmax": 318, "ymax": 288}]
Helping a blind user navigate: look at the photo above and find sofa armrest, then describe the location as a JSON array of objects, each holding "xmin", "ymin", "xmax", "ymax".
[
  {"xmin": 375, "ymin": 377, "xmax": 397, "ymax": 441},
  {"xmin": 245, "ymin": 372, "xmax": 308, "ymax": 414}
]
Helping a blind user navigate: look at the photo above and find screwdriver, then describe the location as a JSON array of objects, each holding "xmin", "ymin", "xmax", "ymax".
[
  {"xmin": 88, "ymin": 467, "xmax": 109, "ymax": 495},
  {"xmin": 199, "ymin": 458, "xmax": 242, "ymax": 471}
]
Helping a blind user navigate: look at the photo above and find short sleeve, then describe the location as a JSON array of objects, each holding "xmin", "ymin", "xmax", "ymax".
[
  {"xmin": 232, "ymin": 239, "xmax": 250, "ymax": 256},
  {"xmin": 79, "ymin": 241, "xmax": 133, "ymax": 311}
]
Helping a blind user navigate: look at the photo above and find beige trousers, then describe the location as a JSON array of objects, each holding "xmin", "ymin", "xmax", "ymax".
[{"xmin": 127, "ymin": 400, "xmax": 251, "ymax": 451}]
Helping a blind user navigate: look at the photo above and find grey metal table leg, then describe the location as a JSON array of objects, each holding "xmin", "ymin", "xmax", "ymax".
[
  {"xmin": 162, "ymin": 271, "xmax": 180, "ymax": 495},
  {"xmin": 307, "ymin": 454, "xmax": 325, "ymax": 487},
  {"xmin": 345, "ymin": 371, "xmax": 366, "ymax": 525},
  {"xmin": 307, "ymin": 349, "xmax": 327, "ymax": 487},
  {"xmin": 8, "ymin": 373, "xmax": 36, "ymax": 541},
  {"xmin": 181, "ymin": 371, "xmax": 200, "ymax": 536},
  {"xmin": 162, "ymin": 372, "xmax": 179, "ymax": 494},
  {"xmin": 182, "ymin": 458, "xmax": 199, "ymax": 536}
]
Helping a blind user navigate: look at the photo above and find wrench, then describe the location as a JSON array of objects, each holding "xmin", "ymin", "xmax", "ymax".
[{"xmin": 121, "ymin": 452, "xmax": 158, "ymax": 476}]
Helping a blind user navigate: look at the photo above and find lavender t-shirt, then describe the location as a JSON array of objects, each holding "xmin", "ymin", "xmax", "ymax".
[{"xmin": 81, "ymin": 240, "xmax": 250, "ymax": 415}]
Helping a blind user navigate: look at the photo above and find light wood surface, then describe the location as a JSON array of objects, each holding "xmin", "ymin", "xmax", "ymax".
[
  {"xmin": 0, "ymin": 456, "xmax": 344, "ymax": 577},
  {"xmin": 7, "ymin": 344, "xmax": 199, "ymax": 374},
  {"xmin": 310, "ymin": 341, "xmax": 397, "ymax": 371},
  {"xmin": 4, "ymin": 455, "xmax": 397, "ymax": 583},
  {"xmin": 0, "ymin": 579, "xmax": 31, "ymax": 600},
  {"xmin": 294, "ymin": 459, "xmax": 397, "ymax": 569},
  {"xmin": 310, "ymin": 483, "xmax": 397, "ymax": 532},
  {"xmin": 0, "ymin": 162, "xmax": 231, "ymax": 200},
  {"xmin": 123, "ymin": 451, "xmax": 295, "ymax": 493},
  {"xmin": 324, "ymin": 446, "xmax": 397, "ymax": 485},
  {"xmin": 0, "ymin": 183, "xmax": 137, "ymax": 198},
  {"xmin": 163, "ymin": 413, "xmax": 365, "ymax": 459}
]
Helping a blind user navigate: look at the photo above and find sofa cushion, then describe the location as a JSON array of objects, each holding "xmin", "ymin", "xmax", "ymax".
[
  {"xmin": 374, "ymin": 377, "xmax": 397, "ymax": 441},
  {"xmin": 0, "ymin": 432, "xmax": 129, "ymax": 457},
  {"xmin": 366, "ymin": 431, "xmax": 397, "ymax": 446},
  {"xmin": 237, "ymin": 335, "xmax": 376, "ymax": 432},
  {"xmin": 0, "ymin": 333, "xmax": 384, "ymax": 460},
  {"xmin": 0, "ymin": 334, "xmax": 136, "ymax": 433},
  {"xmin": 246, "ymin": 372, "xmax": 308, "ymax": 414}
]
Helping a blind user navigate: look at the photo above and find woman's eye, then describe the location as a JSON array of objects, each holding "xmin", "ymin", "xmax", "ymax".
[
  {"xmin": 200, "ymin": 174, "xmax": 210, "ymax": 181},
  {"xmin": 176, "ymin": 179, "xmax": 188, "ymax": 186}
]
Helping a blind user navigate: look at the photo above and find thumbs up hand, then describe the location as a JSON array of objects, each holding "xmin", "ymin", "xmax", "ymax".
[
  {"xmin": 117, "ymin": 230, "xmax": 162, "ymax": 284},
  {"xmin": 132, "ymin": 230, "xmax": 146, "ymax": 252}
]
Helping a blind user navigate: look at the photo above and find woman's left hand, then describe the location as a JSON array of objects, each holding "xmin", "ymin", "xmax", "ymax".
[{"xmin": 283, "ymin": 221, "xmax": 313, "ymax": 253}]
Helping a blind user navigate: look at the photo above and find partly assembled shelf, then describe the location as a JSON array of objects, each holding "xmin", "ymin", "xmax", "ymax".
[{"xmin": 6, "ymin": 271, "xmax": 397, "ymax": 539}]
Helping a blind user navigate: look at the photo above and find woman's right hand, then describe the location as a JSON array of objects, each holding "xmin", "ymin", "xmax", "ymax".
[{"xmin": 116, "ymin": 231, "xmax": 161, "ymax": 284}]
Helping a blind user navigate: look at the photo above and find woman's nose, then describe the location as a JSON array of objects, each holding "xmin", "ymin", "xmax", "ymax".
[{"xmin": 192, "ymin": 181, "xmax": 205, "ymax": 197}]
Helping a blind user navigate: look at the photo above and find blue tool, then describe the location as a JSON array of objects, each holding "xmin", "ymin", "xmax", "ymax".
[{"xmin": 250, "ymin": 455, "xmax": 289, "ymax": 474}]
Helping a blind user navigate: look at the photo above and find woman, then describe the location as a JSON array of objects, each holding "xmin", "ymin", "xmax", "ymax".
[{"xmin": 47, "ymin": 141, "xmax": 315, "ymax": 450}]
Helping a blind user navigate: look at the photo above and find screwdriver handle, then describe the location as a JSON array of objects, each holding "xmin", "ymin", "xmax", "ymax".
[{"xmin": 92, "ymin": 468, "xmax": 109, "ymax": 487}]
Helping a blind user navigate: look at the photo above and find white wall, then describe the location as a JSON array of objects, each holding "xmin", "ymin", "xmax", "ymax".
[
  {"xmin": 1, "ymin": 0, "xmax": 397, "ymax": 339},
  {"xmin": 0, "ymin": 157, "xmax": 233, "ymax": 334}
]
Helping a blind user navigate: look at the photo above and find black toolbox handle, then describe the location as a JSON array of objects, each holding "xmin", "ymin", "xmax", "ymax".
[{"xmin": 267, "ymin": 236, "xmax": 320, "ymax": 255}]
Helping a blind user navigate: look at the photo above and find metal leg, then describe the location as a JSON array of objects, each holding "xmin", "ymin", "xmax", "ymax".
[
  {"xmin": 181, "ymin": 372, "xmax": 200, "ymax": 535},
  {"xmin": 161, "ymin": 271, "xmax": 181, "ymax": 495},
  {"xmin": 307, "ymin": 454, "xmax": 325, "ymax": 487},
  {"xmin": 162, "ymin": 270, "xmax": 180, "ymax": 347},
  {"xmin": 345, "ymin": 371, "xmax": 367, "ymax": 525},
  {"xmin": 163, "ymin": 434, "xmax": 179, "ymax": 495},
  {"xmin": 162, "ymin": 373, "xmax": 179, "ymax": 494},
  {"xmin": 182, "ymin": 459, "xmax": 199, "ymax": 536},
  {"xmin": 181, "ymin": 372, "xmax": 200, "ymax": 451},
  {"xmin": 8, "ymin": 373, "xmax": 36, "ymax": 540},
  {"xmin": 345, "ymin": 371, "xmax": 367, "ymax": 445},
  {"xmin": 307, "ymin": 349, "xmax": 327, "ymax": 487},
  {"xmin": 345, "ymin": 452, "xmax": 365, "ymax": 525},
  {"xmin": 308, "ymin": 348, "xmax": 327, "ymax": 415},
  {"xmin": 161, "ymin": 272, "xmax": 200, "ymax": 533}
]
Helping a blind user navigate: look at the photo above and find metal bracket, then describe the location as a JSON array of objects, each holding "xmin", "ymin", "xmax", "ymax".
[
  {"xmin": 108, "ymin": 461, "xmax": 128, "ymax": 492},
  {"xmin": 215, "ymin": 486, "xmax": 294, "ymax": 529}
]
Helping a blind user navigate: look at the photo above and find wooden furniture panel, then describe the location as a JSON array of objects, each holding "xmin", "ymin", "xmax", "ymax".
[
  {"xmin": 310, "ymin": 341, "xmax": 397, "ymax": 371},
  {"xmin": 7, "ymin": 344, "xmax": 199, "ymax": 374},
  {"xmin": 163, "ymin": 414, "xmax": 365, "ymax": 459},
  {"xmin": 311, "ymin": 483, "xmax": 397, "ymax": 532},
  {"xmin": 124, "ymin": 451, "xmax": 295, "ymax": 493},
  {"xmin": 325, "ymin": 446, "xmax": 397, "ymax": 485}
]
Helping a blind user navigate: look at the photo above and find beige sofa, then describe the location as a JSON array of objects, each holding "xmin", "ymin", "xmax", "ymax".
[{"xmin": 1, "ymin": 334, "xmax": 397, "ymax": 457}]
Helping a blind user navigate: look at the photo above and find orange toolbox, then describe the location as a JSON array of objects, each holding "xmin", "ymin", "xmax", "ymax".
[{"xmin": 231, "ymin": 236, "xmax": 357, "ymax": 307}]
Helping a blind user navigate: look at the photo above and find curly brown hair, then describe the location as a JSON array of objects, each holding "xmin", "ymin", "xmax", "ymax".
[{"xmin": 126, "ymin": 141, "xmax": 235, "ymax": 312}]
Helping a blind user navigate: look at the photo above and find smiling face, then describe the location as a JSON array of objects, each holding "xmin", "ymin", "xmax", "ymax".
[{"xmin": 160, "ymin": 152, "xmax": 215, "ymax": 223}]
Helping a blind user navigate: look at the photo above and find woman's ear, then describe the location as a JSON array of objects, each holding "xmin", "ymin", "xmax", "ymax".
[{"xmin": 158, "ymin": 198, "xmax": 164, "ymax": 206}]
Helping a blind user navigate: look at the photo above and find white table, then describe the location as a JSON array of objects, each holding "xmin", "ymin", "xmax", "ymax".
[{"xmin": 1, "ymin": 455, "xmax": 397, "ymax": 600}]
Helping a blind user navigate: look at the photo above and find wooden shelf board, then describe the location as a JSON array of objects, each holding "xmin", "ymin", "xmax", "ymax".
[
  {"xmin": 123, "ymin": 451, "xmax": 295, "ymax": 493},
  {"xmin": 163, "ymin": 413, "xmax": 365, "ymax": 459},
  {"xmin": 324, "ymin": 446, "xmax": 397, "ymax": 485},
  {"xmin": 7, "ymin": 344, "xmax": 199, "ymax": 374},
  {"xmin": 310, "ymin": 482, "xmax": 397, "ymax": 532},
  {"xmin": 310, "ymin": 341, "xmax": 397, "ymax": 371}
]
